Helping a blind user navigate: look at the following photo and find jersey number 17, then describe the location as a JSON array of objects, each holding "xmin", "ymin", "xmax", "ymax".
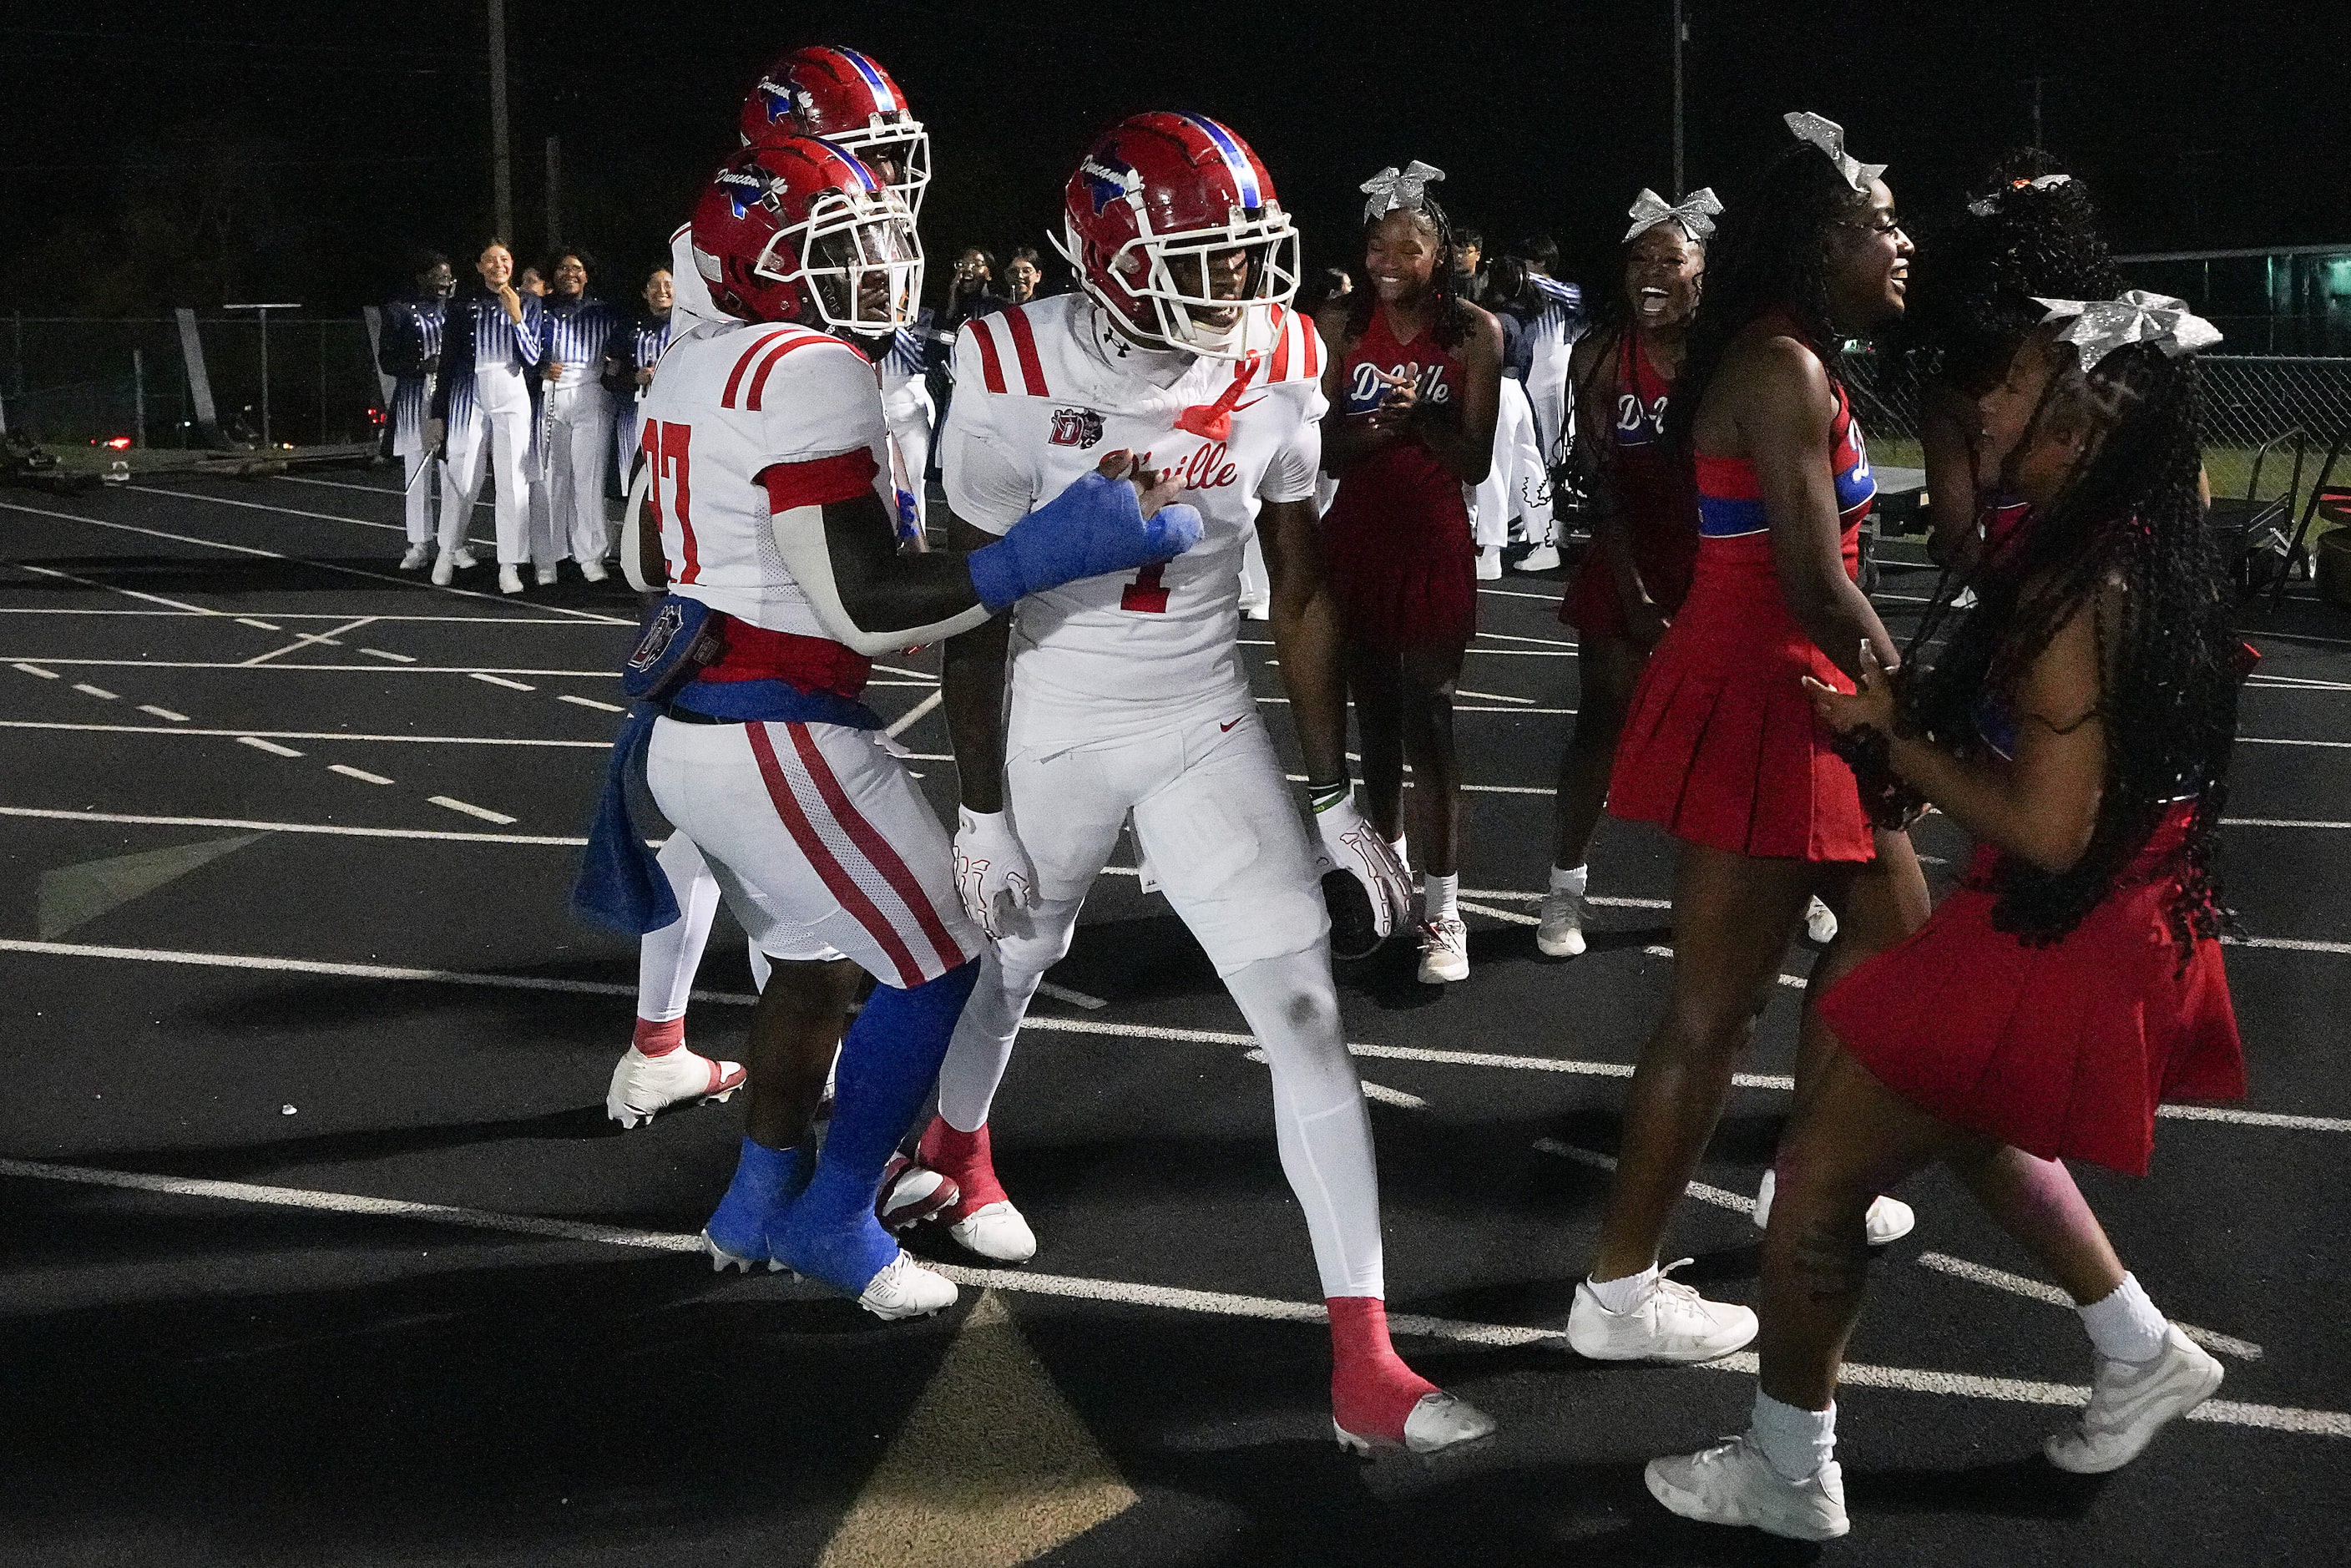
[{"xmin": 640, "ymin": 419, "xmax": 697, "ymax": 583}]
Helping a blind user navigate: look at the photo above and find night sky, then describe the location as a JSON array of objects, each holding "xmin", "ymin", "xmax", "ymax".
[{"xmin": 5, "ymin": 2, "xmax": 2347, "ymax": 315}]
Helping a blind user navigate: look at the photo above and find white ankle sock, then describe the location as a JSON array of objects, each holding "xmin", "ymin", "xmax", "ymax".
[
  {"xmin": 1586, "ymin": 1264, "xmax": 1657, "ymax": 1315},
  {"xmin": 1750, "ymin": 1390, "xmax": 1837, "ymax": 1482},
  {"xmin": 1550, "ymin": 862, "xmax": 1589, "ymax": 897},
  {"xmin": 1426, "ymin": 873, "xmax": 1459, "ymax": 923},
  {"xmin": 1388, "ymin": 833, "xmax": 1410, "ymax": 875},
  {"xmin": 2077, "ymin": 1272, "xmax": 2167, "ymax": 1363}
]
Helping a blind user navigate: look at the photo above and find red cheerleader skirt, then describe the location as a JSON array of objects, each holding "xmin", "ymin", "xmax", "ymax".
[
  {"xmin": 1560, "ymin": 509, "xmax": 1699, "ymax": 642},
  {"xmin": 1820, "ymin": 807, "xmax": 2244, "ymax": 1176},
  {"xmin": 1321, "ymin": 478, "xmax": 1477, "ymax": 651},
  {"xmin": 1605, "ymin": 529, "xmax": 1873, "ymax": 861}
]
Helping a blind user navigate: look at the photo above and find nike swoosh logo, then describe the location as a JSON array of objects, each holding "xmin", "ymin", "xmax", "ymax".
[{"xmin": 1220, "ymin": 718, "xmax": 1242, "ymax": 732}]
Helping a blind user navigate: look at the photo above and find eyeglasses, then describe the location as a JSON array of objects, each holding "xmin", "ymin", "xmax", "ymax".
[{"xmin": 1838, "ymin": 215, "xmax": 1908, "ymax": 239}]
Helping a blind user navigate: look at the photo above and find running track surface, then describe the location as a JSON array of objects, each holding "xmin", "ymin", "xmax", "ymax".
[{"xmin": 2, "ymin": 471, "xmax": 2346, "ymax": 1567}]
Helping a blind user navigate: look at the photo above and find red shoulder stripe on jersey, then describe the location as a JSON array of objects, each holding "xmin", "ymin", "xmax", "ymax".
[
  {"xmin": 758, "ymin": 448, "xmax": 880, "ymax": 513},
  {"xmin": 744, "ymin": 333, "xmax": 832, "ymax": 412},
  {"xmin": 745, "ymin": 723, "xmax": 923, "ymax": 988},
  {"xmin": 1000, "ymin": 306, "xmax": 1049, "ymax": 396},
  {"xmin": 968, "ymin": 317, "xmax": 1007, "ymax": 394},
  {"xmin": 785, "ymin": 721, "xmax": 968, "ymax": 975},
  {"xmin": 1268, "ymin": 306, "xmax": 1292, "ymax": 383},
  {"xmin": 1302, "ymin": 311, "xmax": 1323, "ymax": 380},
  {"xmin": 721, "ymin": 329, "xmax": 792, "ymax": 409}
]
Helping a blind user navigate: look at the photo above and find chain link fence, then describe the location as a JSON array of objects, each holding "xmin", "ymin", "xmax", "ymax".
[{"xmin": 0, "ymin": 315, "xmax": 387, "ymax": 451}]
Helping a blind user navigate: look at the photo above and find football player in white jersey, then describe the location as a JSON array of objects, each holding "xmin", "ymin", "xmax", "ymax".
[
  {"xmin": 578, "ymin": 137, "xmax": 1199, "ymax": 1320},
  {"xmin": 897, "ymin": 112, "xmax": 1493, "ymax": 1455},
  {"xmin": 607, "ymin": 44, "xmax": 938, "ymax": 1130}
]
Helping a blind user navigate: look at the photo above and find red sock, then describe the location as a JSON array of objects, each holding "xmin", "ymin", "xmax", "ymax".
[
  {"xmin": 1327, "ymin": 1296, "xmax": 1437, "ymax": 1444},
  {"xmin": 633, "ymin": 1017, "xmax": 686, "ymax": 1057},
  {"xmin": 916, "ymin": 1115, "xmax": 1009, "ymax": 1211}
]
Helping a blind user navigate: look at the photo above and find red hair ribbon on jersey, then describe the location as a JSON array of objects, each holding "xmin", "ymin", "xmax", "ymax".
[{"xmin": 1173, "ymin": 355, "xmax": 1261, "ymax": 441}]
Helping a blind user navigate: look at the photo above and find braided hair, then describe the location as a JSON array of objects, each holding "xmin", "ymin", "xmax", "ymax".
[
  {"xmin": 1901, "ymin": 339, "xmax": 2236, "ymax": 951},
  {"xmin": 1345, "ymin": 192, "xmax": 1469, "ymax": 352},
  {"xmin": 1663, "ymin": 144, "xmax": 1868, "ymax": 468},
  {"xmin": 1902, "ymin": 149, "xmax": 2121, "ymax": 397}
]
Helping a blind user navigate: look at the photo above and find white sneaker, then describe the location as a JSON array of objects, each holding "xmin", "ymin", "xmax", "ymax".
[
  {"xmin": 1418, "ymin": 916, "xmax": 1469, "ymax": 983},
  {"xmin": 1515, "ymin": 543, "xmax": 1562, "ymax": 573},
  {"xmin": 1332, "ymin": 1390, "xmax": 1499, "ymax": 1457},
  {"xmin": 450, "ymin": 545, "xmax": 481, "ymax": 569},
  {"xmin": 1536, "ymin": 885, "xmax": 1587, "ymax": 958},
  {"xmin": 2045, "ymin": 1324, "xmax": 2223, "ymax": 1474},
  {"xmin": 855, "ymin": 1250, "xmax": 958, "ymax": 1320},
  {"xmin": 431, "ymin": 553, "xmax": 456, "ymax": 586},
  {"xmin": 1646, "ymin": 1436, "xmax": 1849, "ymax": 1541},
  {"xmin": 948, "ymin": 1200, "xmax": 1039, "ymax": 1264},
  {"xmin": 1752, "ymin": 1168, "xmax": 1916, "ymax": 1246},
  {"xmin": 579, "ymin": 560, "xmax": 609, "ymax": 584},
  {"xmin": 398, "ymin": 544, "xmax": 430, "ymax": 571},
  {"xmin": 535, "ymin": 563, "xmax": 560, "ymax": 587},
  {"xmin": 1565, "ymin": 1260, "xmax": 1757, "ymax": 1363},
  {"xmin": 1804, "ymin": 895, "xmax": 1839, "ymax": 945},
  {"xmin": 604, "ymin": 1044, "xmax": 746, "ymax": 1129},
  {"xmin": 498, "ymin": 564, "xmax": 525, "ymax": 594}
]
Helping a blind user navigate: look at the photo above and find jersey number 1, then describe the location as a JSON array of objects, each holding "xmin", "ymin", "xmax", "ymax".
[
  {"xmin": 640, "ymin": 419, "xmax": 697, "ymax": 583},
  {"xmin": 1120, "ymin": 564, "xmax": 1169, "ymax": 614}
]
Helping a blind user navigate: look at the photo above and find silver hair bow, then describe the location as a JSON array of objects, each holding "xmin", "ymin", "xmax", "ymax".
[
  {"xmin": 1782, "ymin": 111, "xmax": 1886, "ymax": 195},
  {"xmin": 1967, "ymin": 172, "xmax": 2073, "ymax": 217},
  {"xmin": 2034, "ymin": 290, "xmax": 2222, "ymax": 371},
  {"xmin": 1361, "ymin": 159, "xmax": 1445, "ymax": 224},
  {"xmin": 1623, "ymin": 186, "xmax": 1723, "ymax": 243}
]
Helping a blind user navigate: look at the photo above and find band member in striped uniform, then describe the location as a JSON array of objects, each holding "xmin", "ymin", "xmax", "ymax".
[
  {"xmin": 538, "ymin": 251, "xmax": 626, "ymax": 581},
  {"xmin": 381, "ymin": 252, "xmax": 455, "ymax": 570},
  {"xmin": 427, "ymin": 240, "xmax": 548, "ymax": 594},
  {"xmin": 880, "ymin": 321, "xmax": 934, "ymax": 533},
  {"xmin": 610, "ymin": 268, "xmax": 675, "ymax": 487},
  {"xmin": 577, "ymin": 140, "xmax": 1196, "ymax": 1318}
]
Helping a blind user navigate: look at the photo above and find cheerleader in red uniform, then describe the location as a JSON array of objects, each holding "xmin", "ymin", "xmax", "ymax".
[
  {"xmin": 1565, "ymin": 115, "xmax": 1934, "ymax": 1367},
  {"xmin": 1317, "ymin": 160, "xmax": 1503, "ymax": 984},
  {"xmin": 1539, "ymin": 187, "xmax": 1713, "ymax": 959},
  {"xmin": 1647, "ymin": 296, "xmax": 2242, "ymax": 1542}
]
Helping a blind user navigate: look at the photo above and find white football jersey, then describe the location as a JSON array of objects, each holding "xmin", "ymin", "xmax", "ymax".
[
  {"xmin": 941, "ymin": 293, "xmax": 1327, "ymax": 740},
  {"xmin": 635, "ymin": 318, "xmax": 894, "ymax": 636}
]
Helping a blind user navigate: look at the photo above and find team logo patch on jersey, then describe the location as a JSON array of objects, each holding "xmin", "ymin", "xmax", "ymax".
[{"xmin": 1048, "ymin": 407, "xmax": 1105, "ymax": 449}]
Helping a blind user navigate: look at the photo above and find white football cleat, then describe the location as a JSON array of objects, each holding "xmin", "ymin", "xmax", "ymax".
[
  {"xmin": 1565, "ymin": 1261, "xmax": 1757, "ymax": 1363},
  {"xmin": 1752, "ymin": 1168, "xmax": 1916, "ymax": 1246},
  {"xmin": 398, "ymin": 544, "xmax": 430, "ymax": 571},
  {"xmin": 1333, "ymin": 1390, "xmax": 1498, "ymax": 1458},
  {"xmin": 877, "ymin": 1155, "xmax": 961, "ymax": 1232},
  {"xmin": 1418, "ymin": 916, "xmax": 1470, "ymax": 983},
  {"xmin": 1536, "ymin": 885, "xmax": 1588, "ymax": 959},
  {"xmin": 450, "ymin": 545, "xmax": 481, "ymax": 569},
  {"xmin": 606, "ymin": 1044, "xmax": 746, "ymax": 1129},
  {"xmin": 948, "ymin": 1200, "xmax": 1038, "ymax": 1265},
  {"xmin": 1804, "ymin": 895, "xmax": 1839, "ymax": 945},
  {"xmin": 854, "ymin": 1250, "xmax": 959, "ymax": 1321},
  {"xmin": 1515, "ymin": 543, "xmax": 1562, "ymax": 573},
  {"xmin": 1646, "ymin": 1436, "xmax": 1849, "ymax": 1540},
  {"xmin": 2045, "ymin": 1324, "xmax": 2222, "ymax": 1474}
]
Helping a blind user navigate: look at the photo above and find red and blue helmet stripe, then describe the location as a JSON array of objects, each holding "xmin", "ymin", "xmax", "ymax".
[
  {"xmin": 1169, "ymin": 112, "xmax": 1261, "ymax": 210},
  {"xmin": 832, "ymin": 47, "xmax": 899, "ymax": 114}
]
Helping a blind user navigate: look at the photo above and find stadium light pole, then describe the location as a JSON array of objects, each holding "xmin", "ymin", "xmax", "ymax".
[
  {"xmin": 488, "ymin": 0, "xmax": 514, "ymax": 241},
  {"xmin": 1671, "ymin": 0, "xmax": 1686, "ymax": 197},
  {"xmin": 225, "ymin": 303, "xmax": 301, "ymax": 448}
]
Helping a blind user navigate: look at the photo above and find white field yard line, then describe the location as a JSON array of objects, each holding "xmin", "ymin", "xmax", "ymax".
[
  {"xmin": 1916, "ymin": 1252, "xmax": 2263, "ymax": 1362},
  {"xmin": 0, "ymin": 661, "xmax": 931, "ymax": 687},
  {"xmin": 9, "ymin": 1154, "xmax": 2338, "ymax": 1437},
  {"xmin": 1, "ymin": 936, "xmax": 2343, "ymax": 1134},
  {"xmin": 0, "ymin": 806, "xmax": 592, "ymax": 846},
  {"xmin": 1645, "ymin": 943, "xmax": 1811, "ymax": 990},
  {"xmin": 5, "ymin": 559, "xmax": 228, "ymax": 616},
  {"xmin": 0, "ymin": 721, "xmax": 609, "ymax": 748},
  {"xmin": 1242, "ymin": 1047, "xmax": 1425, "ymax": 1108},
  {"xmin": 1534, "ymin": 1136, "xmax": 1757, "ymax": 1214}
]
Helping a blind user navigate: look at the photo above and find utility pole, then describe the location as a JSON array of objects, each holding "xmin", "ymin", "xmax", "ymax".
[
  {"xmin": 2028, "ymin": 75, "xmax": 2045, "ymax": 147},
  {"xmin": 545, "ymin": 135, "xmax": 563, "ymax": 253},
  {"xmin": 1671, "ymin": 0, "xmax": 1687, "ymax": 196},
  {"xmin": 225, "ymin": 303, "xmax": 301, "ymax": 448},
  {"xmin": 488, "ymin": 0, "xmax": 513, "ymax": 240}
]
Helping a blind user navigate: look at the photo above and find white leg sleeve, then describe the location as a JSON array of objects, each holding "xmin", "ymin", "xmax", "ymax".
[
  {"xmin": 1224, "ymin": 946, "xmax": 1386, "ymax": 1299},
  {"xmin": 635, "ymin": 833, "xmax": 722, "ymax": 1023},
  {"xmin": 935, "ymin": 894, "xmax": 1086, "ymax": 1132}
]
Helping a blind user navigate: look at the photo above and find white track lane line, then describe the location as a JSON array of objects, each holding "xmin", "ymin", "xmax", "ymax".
[
  {"xmin": 13, "ymin": 662, "xmax": 60, "ymax": 678},
  {"xmin": 559, "ymin": 694, "xmax": 625, "ymax": 714},
  {"xmin": 0, "ymin": 721, "xmax": 605, "ymax": 748},
  {"xmin": 136, "ymin": 705, "xmax": 190, "ymax": 722},
  {"xmin": 5, "ymin": 559, "xmax": 227, "ymax": 617},
  {"xmin": 1916, "ymin": 1252, "xmax": 2263, "ymax": 1362},
  {"xmin": 1534, "ymin": 1136, "xmax": 1758, "ymax": 1213},
  {"xmin": 235, "ymin": 619, "xmax": 282, "ymax": 631},
  {"xmin": 240, "ymin": 616, "xmax": 377, "ymax": 666},
  {"xmin": 235, "ymin": 736, "xmax": 303, "ymax": 758},
  {"xmin": 428, "ymin": 796, "xmax": 517, "ymax": 825},
  {"xmin": 360, "ymin": 648, "xmax": 417, "ymax": 662},
  {"xmin": 468, "ymin": 673, "xmax": 537, "ymax": 691},
  {"xmin": 0, "ymin": 604, "xmax": 624, "ymax": 625},
  {"xmin": 0, "ymin": 660, "xmax": 628, "ymax": 676},
  {"xmin": 67, "ymin": 1155, "xmax": 2350, "ymax": 1439},
  {"xmin": 1641, "ymin": 943, "xmax": 1816, "ymax": 991},
  {"xmin": 1244, "ymin": 1048, "xmax": 1424, "ymax": 1107},
  {"xmin": 0, "ymin": 807, "xmax": 589, "ymax": 846},
  {"xmin": 71, "ymin": 683, "xmax": 117, "ymax": 700},
  {"xmin": 0, "ymin": 496, "xmax": 632, "ymax": 626},
  {"xmin": 1035, "ymin": 979, "xmax": 1109, "ymax": 1010},
  {"xmin": 4, "ymin": 936, "xmax": 2348, "ymax": 1135},
  {"xmin": 326, "ymin": 764, "xmax": 395, "ymax": 786},
  {"xmin": 884, "ymin": 690, "xmax": 943, "ymax": 738}
]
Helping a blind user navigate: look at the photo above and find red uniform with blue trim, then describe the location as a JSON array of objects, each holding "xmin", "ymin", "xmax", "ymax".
[
  {"xmin": 1606, "ymin": 367, "xmax": 1878, "ymax": 861},
  {"xmin": 1321, "ymin": 306, "xmax": 1477, "ymax": 650},
  {"xmin": 1561, "ymin": 326, "xmax": 1698, "ymax": 639}
]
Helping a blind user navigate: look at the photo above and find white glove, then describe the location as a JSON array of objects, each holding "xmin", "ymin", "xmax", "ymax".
[
  {"xmin": 1314, "ymin": 792, "xmax": 1410, "ymax": 949},
  {"xmin": 953, "ymin": 807, "xmax": 1038, "ymax": 941}
]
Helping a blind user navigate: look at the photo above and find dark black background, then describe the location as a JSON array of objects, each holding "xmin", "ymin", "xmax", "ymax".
[{"xmin": 4, "ymin": 2, "xmax": 2347, "ymax": 313}]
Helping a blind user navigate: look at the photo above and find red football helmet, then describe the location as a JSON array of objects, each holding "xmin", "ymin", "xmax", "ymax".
[
  {"xmin": 739, "ymin": 46, "xmax": 929, "ymax": 215},
  {"xmin": 1055, "ymin": 112, "xmax": 1299, "ymax": 361},
  {"xmin": 689, "ymin": 139, "xmax": 923, "ymax": 334}
]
